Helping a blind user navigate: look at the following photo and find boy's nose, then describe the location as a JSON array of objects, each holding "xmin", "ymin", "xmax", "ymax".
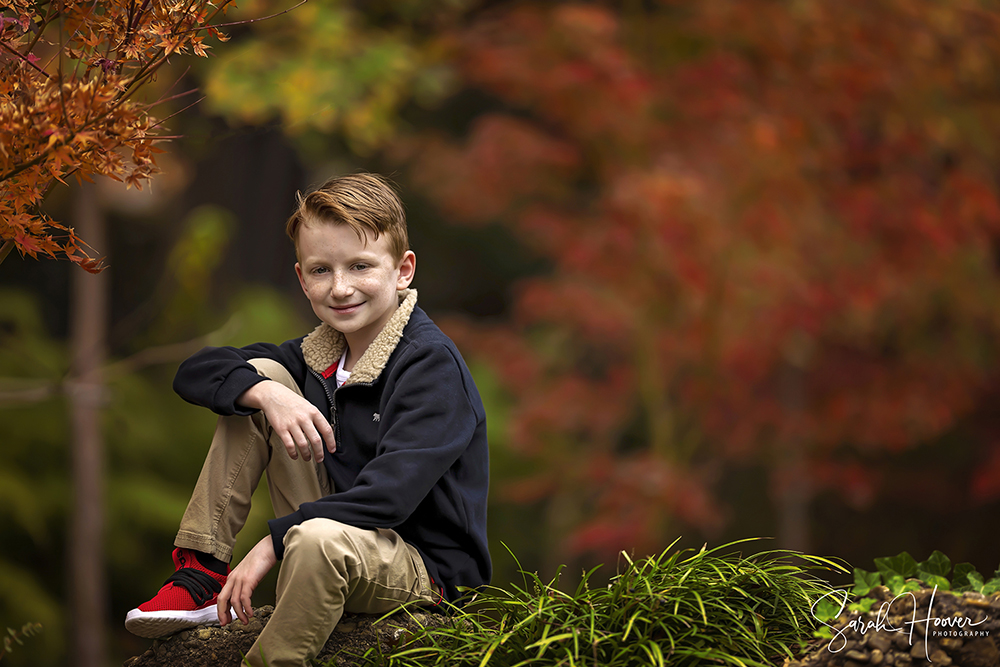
[{"xmin": 330, "ymin": 272, "xmax": 354, "ymax": 297}]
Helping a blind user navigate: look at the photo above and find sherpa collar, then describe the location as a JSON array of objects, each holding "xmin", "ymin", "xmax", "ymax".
[{"xmin": 300, "ymin": 289, "xmax": 417, "ymax": 386}]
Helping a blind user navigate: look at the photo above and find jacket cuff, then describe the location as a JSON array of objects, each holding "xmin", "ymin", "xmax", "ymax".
[
  {"xmin": 268, "ymin": 510, "xmax": 306, "ymax": 560},
  {"xmin": 215, "ymin": 368, "xmax": 267, "ymax": 416}
]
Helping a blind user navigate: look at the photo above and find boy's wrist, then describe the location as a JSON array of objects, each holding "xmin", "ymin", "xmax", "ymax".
[{"xmin": 236, "ymin": 379, "xmax": 273, "ymax": 410}]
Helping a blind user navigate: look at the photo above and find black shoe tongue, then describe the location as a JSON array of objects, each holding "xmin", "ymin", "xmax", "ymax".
[{"xmin": 166, "ymin": 568, "xmax": 222, "ymax": 606}]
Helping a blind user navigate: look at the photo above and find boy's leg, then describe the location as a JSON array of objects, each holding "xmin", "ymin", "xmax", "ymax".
[
  {"xmin": 127, "ymin": 358, "xmax": 333, "ymax": 639},
  {"xmin": 244, "ymin": 519, "xmax": 436, "ymax": 667},
  {"xmin": 175, "ymin": 358, "xmax": 333, "ymax": 561}
]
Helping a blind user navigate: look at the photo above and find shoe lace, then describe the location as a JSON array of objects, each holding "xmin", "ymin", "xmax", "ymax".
[{"xmin": 165, "ymin": 567, "xmax": 222, "ymax": 606}]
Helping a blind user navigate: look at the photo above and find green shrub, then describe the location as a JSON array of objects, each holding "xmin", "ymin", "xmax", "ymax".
[
  {"xmin": 361, "ymin": 539, "xmax": 844, "ymax": 667},
  {"xmin": 853, "ymin": 550, "xmax": 1000, "ymax": 597}
]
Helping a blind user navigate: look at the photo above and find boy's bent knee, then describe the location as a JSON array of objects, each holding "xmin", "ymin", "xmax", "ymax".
[
  {"xmin": 283, "ymin": 519, "xmax": 368, "ymax": 578},
  {"xmin": 284, "ymin": 518, "xmax": 366, "ymax": 554},
  {"xmin": 247, "ymin": 358, "xmax": 299, "ymax": 393}
]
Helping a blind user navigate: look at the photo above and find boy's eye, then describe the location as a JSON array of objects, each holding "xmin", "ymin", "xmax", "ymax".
[
  {"xmin": 312, "ymin": 266, "xmax": 329, "ymax": 274},
  {"xmin": 353, "ymin": 263, "xmax": 369, "ymax": 271}
]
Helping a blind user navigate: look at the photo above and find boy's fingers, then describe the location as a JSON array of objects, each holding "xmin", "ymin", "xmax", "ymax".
[
  {"xmin": 319, "ymin": 420, "xmax": 336, "ymax": 452},
  {"xmin": 301, "ymin": 423, "xmax": 324, "ymax": 462},
  {"xmin": 231, "ymin": 582, "xmax": 245, "ymax": 624},
  {"xmin": 279, "ymin": 432, "xmax": 299, "ymax": 460},
  {"xmin": 238, "ymin": 584, "xmax": 253, "ymax": 624},
  {"xmin": 217, "ymin": 584, "xmax": 232, "ymax": 625},
  {"xmin": 296, "ymin": 430, "xmax": 313, "ymax": 461},
  {"xmin": 310, "ymin": 438, "xmax": 324, "ymax": 462},
  {"xmin": 308, "ymin": 417, "xmax": 334, "ymax": 458}
]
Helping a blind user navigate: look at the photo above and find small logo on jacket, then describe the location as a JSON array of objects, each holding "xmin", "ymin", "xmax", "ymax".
[{"xmin": 372, "ymin": 413, "xmax": 380, "ymax": 422}]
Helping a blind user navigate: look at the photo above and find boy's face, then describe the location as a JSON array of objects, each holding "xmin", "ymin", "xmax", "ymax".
[{"xmin": 294, "ymin": 219, "xmax": 415, "ymax": 353}]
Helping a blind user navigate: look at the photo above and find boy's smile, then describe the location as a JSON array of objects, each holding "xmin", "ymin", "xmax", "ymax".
[{"xmin": 295, "ymin": 220, "xmax": 415, "ymax": 369}]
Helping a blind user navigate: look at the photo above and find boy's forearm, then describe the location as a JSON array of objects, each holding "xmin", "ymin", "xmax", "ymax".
[
  {"xmin": 236, "ymin": 380, "xmax": 272, "ymax": 410},
  {"xmin": 173, "ymin": 339, "xmax": 305, "ymax": 415}
]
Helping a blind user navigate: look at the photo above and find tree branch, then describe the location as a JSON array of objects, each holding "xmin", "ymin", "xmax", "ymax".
[
  {"xmin": 0, "ymin": 379, "xmax": 58, "ymax": 404},
  {"xmin": 112, "ymin": 316, "xmax": 241, "ymax": 379},
  {"xmin": 147, "ymin": 95, "xmax": 205, "ymax": 131},
  {"xmin": 0, "ymin": 315, "xmax": 239, "ymax": 407},
  {"xmin": 0, "ymin": 239, "xmax": 14, "ymax": 267},
  {"xmin": 0, "ymin": 39, "xmax": 51, "ymax": 79},
  {"xmin": 178, "ymin": 0, "xmax": 309, "ymax": 33},
  {"xmin": 100, "ymin": 314, "xmax": 238, "ymax": 381}
]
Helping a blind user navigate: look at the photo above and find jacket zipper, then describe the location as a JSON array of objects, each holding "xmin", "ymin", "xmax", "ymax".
[
  {"xmin": 309, "ymin": 367, "xmax": 339, "ymax": 453},
  {"xmin": 308, "ymin": 367, "xmax": 378, "ymax": 456}
]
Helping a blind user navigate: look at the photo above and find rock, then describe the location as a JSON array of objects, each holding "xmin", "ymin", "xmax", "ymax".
[
  {"xmin": 867, "ymin": 634, "xmax": 891, "ymax": 652},
  {"xmin": 868, "ymin": 632, "xmax": 892, "ymax": 653},
  {"xmin": 927, "ymin": 649, "xmax": 951, "ymax": 665},
  {"xmin": 870, "ymin": 587, "xmax": 892, "ymax": 602},
  {"xmin": 962, "ymin": 592, "xmax": 991, "ymax": 608},
  {"xmin": 123, "ymin": 606, "xmax": 451, "ymax": 667},
  {"xmin": 939, "ymin": 637, "xmax": 963, "ymax": 650},
  {"xmin": 955, "ymin": 637, "xmax": 1000, "ymax": 667}
]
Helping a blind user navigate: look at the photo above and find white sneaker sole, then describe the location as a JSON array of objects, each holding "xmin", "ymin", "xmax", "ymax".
[{"xmin": 125, "ymin": 605, "xmax": 233, "ymax": 639}]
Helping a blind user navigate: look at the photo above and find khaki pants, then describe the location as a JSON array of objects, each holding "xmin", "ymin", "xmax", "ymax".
[{"xmin": 175, "ymin": 358, "xmax": 435, "ymax": 667}]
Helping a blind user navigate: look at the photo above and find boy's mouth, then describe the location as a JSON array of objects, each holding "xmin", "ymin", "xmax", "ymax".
[{"xmin": 331, "ymin": 302, "xmax": 364, "ymax": 313}]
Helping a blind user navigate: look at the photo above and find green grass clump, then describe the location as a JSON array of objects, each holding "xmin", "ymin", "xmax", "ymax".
[{"xmin": 368, "ymin": 539, "xmax": 843, "ymax": 667}]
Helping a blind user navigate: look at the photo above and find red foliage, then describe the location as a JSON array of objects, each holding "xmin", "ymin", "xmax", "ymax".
[
  {"xmin": 0, "ymin": 1, "xmax": 234, "ymax": 271},
  {"xmin": 410, "ymin": 1, "xmax": 1000, "ymax": 559}
]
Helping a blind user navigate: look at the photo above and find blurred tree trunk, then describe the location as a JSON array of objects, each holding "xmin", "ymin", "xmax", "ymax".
[
  {"xmin": 776, "ymin": 362, "xmax": 810, "ymax": 552},
  {"xmin": 68, "ymin": 183, "xmax": 108, "ymax": 667}
]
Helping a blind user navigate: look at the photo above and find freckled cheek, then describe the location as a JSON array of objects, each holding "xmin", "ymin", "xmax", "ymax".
[
  {"xmin": 355, "ymin": 274, "xmax": 390, "ymax": 295},
  {"xmin": 302, "ymin": 279, "xmax": 332, "ymax": 301}
]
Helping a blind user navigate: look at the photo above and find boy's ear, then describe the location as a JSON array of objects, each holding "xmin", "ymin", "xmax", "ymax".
[
  {"xmin": 397, "ymin": 251, "xmax": 416, "ymax": 290},
  {"xmin": 294, "ymin": 262, "xmax": 309, "ymax": 295}
]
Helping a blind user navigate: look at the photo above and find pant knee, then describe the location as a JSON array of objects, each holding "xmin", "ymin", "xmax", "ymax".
[
  {"xmin": 284, "ymin": 519, "xmax": 363, "ymax": 572},
  {"xmin": 247, "ymin": 358, "xmax": 298, "ymax": 393}
]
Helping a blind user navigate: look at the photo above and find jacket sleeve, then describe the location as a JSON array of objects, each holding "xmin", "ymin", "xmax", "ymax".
[
  {"xmin": 173, "ymin": 338, "xmax": 307, "ymax": 416},
  {"xmin": 267, "ymin": 340, "xmax": 481, "ymax": 558}
]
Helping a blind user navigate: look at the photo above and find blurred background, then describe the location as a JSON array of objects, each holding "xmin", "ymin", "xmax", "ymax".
[{"xmin": 3, "ymin": 1, "xmax": 1000, "ymax": 665}]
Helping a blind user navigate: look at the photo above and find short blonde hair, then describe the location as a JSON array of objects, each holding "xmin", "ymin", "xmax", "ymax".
[{"xmin": 286, "ymin": 173, "xmax": 408, "ymax": 262}]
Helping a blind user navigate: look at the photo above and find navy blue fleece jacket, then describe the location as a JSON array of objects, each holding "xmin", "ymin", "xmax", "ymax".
[{"xmin": 172, "ymin": 290, "xmax": 491, "ymax": 602}]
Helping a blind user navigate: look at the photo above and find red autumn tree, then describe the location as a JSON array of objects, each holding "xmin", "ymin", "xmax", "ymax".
[
  {"xmin": 0, "ymin": 0, "xmax": 235, "ymax": 271},
  {"xmin": 403, "ymin": 1, "xmax": 1000, "ymax": 561}
]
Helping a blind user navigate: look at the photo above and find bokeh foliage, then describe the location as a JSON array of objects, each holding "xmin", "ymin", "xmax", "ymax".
[
  {"xmin": 5, "ymin": 2, "xmax": 1000, "ymax": 665},
  {"xmin": 201, "ymin": 0, "xmax": 470, "ymax": 156}
]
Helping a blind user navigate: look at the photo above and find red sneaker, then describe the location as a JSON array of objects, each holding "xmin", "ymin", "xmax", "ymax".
[{"xmin": 125, "ymin": 548, "xmax": 229, "ymax": 638}]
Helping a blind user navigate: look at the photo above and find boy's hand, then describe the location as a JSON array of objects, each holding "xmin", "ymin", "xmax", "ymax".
[
  {"xmin": 239, "ymin": 380, "xmax": 336, "ymax": 462},
  {"xmin": 218, "ymin": 535, "xmax": 277, "ymax": 626}
]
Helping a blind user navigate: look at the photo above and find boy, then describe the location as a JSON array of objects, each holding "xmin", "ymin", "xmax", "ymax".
[{"xmin": 125, "ymin": 173, "xmax": 491, "ymax": 667}]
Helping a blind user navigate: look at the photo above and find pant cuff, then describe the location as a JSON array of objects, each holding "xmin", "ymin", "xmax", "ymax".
[{"xmin": 175, "ymin": 530, "xmax": 234, "ymax": 563}]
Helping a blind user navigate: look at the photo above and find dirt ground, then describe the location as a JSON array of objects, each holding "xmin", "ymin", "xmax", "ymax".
[{"xmin": 123, "ymin": 606, "xmax": 448, "ymax": 667}]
